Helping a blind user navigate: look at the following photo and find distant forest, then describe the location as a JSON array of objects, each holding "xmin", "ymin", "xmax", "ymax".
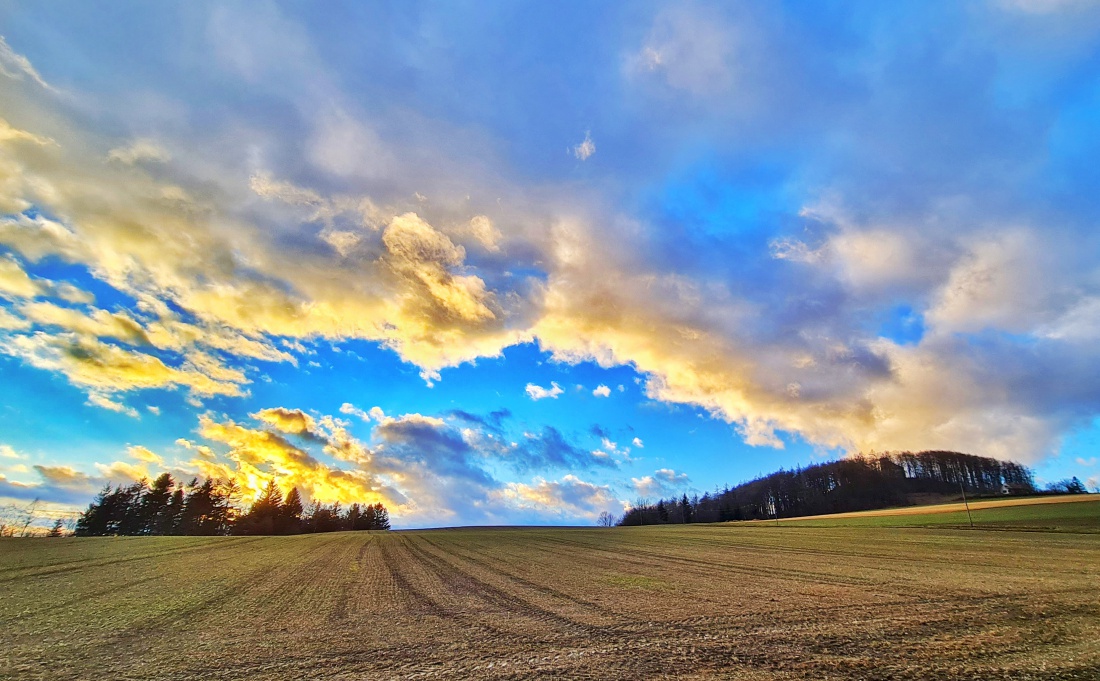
[
  {"xmin": 619, "ymin": 450, "xmax": 1058, "ymax": 526},
  {"xmin": 74, "ymin": 474, "xmax": 389, "ymax": 536}
]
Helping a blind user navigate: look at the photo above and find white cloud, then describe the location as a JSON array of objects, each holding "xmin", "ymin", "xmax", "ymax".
[
  {"xmin": 593, "ymin": 384, "xmax": 611, "ymax": 397},
  {"xmin": 632, "ymin": 468, "xmax": 690, "ymax": 499},
  {"xmin": 107, "ymin": 139, "xmax": 171, "ymax": 165},
  {"xmin": 627, "ymin": 6, "xmax": 738, "ymax": 96},
  {"xmin": 526, "ymin": 381, "xmax": 564, "ymax": 400},
  {"xmin": 632, "ymin": 437, "xmax": 644, "ymax": 448},
  {"xmin": 0, "ymin": 36, "xmax": 53, "ymax": 91},
  {"xmin": 497, "ymin": 474, "xmax": 625, "ymax": 520},
  {"xmin": 572, "ymin": 131, "xmax": 595, "ymax": 161},
  {"xmin": 87, "ymin": 393, "xmax": 140, "ymax": 419}
]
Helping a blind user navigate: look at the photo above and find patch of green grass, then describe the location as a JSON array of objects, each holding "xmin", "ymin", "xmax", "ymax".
[{"xmin": 774, "ymin": 498, "xmax": 1100, "ymax": 532}]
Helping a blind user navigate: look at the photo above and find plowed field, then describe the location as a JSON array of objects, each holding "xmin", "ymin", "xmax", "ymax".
[{"xmin": 2, "ymin": 525, "xmax": 1098, "ymax": 679}]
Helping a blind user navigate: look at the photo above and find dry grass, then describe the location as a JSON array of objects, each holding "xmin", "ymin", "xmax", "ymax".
[{"xmin": 2, "ymin": 523, "xmax": 1099, "ymax": 679}]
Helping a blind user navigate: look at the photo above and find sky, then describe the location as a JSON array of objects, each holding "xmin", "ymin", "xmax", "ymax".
[{"xmin": 2, "ymin": 0, "xmax": 1100, "ymax": 528}]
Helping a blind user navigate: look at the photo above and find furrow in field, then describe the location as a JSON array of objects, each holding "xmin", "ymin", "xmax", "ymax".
[
  {"xmin": 415, "ymin": 534, "xmax": 621, "ymax": 621},
  {"xmin": 400, "ymin": 534, "xmax": 611, "ymax": 647},
  {"xmin": 0, "ymin": 537, "xmax": 259, "ymax": 583}
]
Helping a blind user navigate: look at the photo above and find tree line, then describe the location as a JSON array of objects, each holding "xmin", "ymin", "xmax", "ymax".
[
  {"xmin": 74, "ymin": 473, "xmax": 389, "ymax": 536},
  {"xmin": 619, "ymin": 450, "xmax": 1046, "ymax": 526}
]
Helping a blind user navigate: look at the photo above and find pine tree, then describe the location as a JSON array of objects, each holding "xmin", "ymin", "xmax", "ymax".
[
  {"xmin": 164, "ymin": 487, "xmax": 185, "ymax": 535},
  {"xmin": 142, "ymin": 473, "xmax": 174, "ymax": 535},
  {"xmin": 279, "ymin": 487, "xmax": 304, "ymax": 534},
  {"xmin": 47, "ymin": 518, "xmax": 64, "ymax": 537},
  {"xmin": 346, "ymin": 502, "xmax": 363, "ymax": 531},
  {"xmin": 372, "ymin": 503, "xmax": 390, "ymax": 530},
  {"xmin": 239, "ymin": 479, "xmax": 284, "ymax": 535},
  {"xmin": 75, "ymin": 485, "xmax": 113, "ymax": 536}
]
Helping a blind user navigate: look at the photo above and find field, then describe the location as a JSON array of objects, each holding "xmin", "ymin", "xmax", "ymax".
[
  {"xmin": 763, "ymin": 494, "xmax": 1100, "ymax": 532},
  {"xmin": 3, "ymin": 503, "xmax": 1100, "ymax": 680}
]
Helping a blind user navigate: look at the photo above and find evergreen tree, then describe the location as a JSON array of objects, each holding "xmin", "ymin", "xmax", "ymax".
[
  {"xmin": 372, "ymin": 503, "xmax": 390, "ymax": 530},
  {"xmin": 279, "ymin": 487, "xmax": 304, "ymax": 534},
  {"xmin": 237, "ymin": 479, "xmax": 284, "ymax": 535},
  {"xmin": 164, "ymin": 487, "xmax": 185, "ymax": 535},
  {"xmin": 75, "ymin": 485, "xmax": 113, "ymax": 536},
  {"xmin": 346, "ymin": 502, "xmax": 363, "ymax": 531},
  {"xmin": 141, "ymin": 473, "xmax": 174, "ymax": 535},
  {"xmin": 362, "ymin": 503, "xmax": 377, "ymax": 530},
  {"xmin": 681, "ymin": 493, "xmax": 693, "ymax": 523}
]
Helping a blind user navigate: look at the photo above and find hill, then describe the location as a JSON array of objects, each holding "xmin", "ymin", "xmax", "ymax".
[
  {"xmin": 758, "ymin": 493, "xmax": 1100, "ymax": 532},
  {"xmin": 621, "ymin": 449, "xmax": 1044, "ymax": 526}
]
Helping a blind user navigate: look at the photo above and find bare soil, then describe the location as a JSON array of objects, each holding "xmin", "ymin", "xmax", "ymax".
[{"xmin": 2, "ymin": 525, "xmax": 1098, "ymax": 679}]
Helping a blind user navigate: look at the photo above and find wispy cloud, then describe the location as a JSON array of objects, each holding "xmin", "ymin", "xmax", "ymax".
[{"xmin": 572, "ymin": 131, "xmax": 595, "ymax": 161}]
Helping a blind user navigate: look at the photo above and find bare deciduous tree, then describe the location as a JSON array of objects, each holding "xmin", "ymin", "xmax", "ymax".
[
  {"xmin": 597, "ymin": 511, "xmax": 616, "ymax": 527},
  {"xmin": 16, "ymin": 498, "xmax": 41, "ymax": 537}
]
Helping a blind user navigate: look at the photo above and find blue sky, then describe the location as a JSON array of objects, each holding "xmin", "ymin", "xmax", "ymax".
[{"xmin": 2, "ymin": 1, "xmax": 1100, "ymax": 527}]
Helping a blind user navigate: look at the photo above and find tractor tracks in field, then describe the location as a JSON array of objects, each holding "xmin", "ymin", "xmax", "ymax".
[
  {"xmin": 417, "ymin": 535, "xmax": 618, "ymax": 617},
  {"xmin": 0, "ymin": 537, "xmax": 261, "ymax": 585},
  {"xmin": 401, "ymin": 534, "xmax": 599, "ymax": 637},
  {"xmin": 531, "ymin": 533, "xmax": 881, "ymax": 591}
]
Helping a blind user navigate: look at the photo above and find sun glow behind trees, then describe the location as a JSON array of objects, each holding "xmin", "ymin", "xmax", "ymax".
[{"xmin": 73, "ymin": 473, "xmax": 389, "ymax": 537}]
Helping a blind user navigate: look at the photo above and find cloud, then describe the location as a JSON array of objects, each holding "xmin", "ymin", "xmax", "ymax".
[
  {"xmin": 448, "ymin": 408, "xmax": 511, "ymax": 432},
  {"xmin": 0, "ymin": 332, "xmax": 248, "ymax": 402},
  {"xmin": 572, "ymin": 132, "xmax": 595, "ymax": 161},
  {"xmin": 592, "ymin": 384, "xmax": 611, "ymax": 398},
  {"xmin": 511, "ymin": 426, "xmax": 617, "ymax": 473},
  {"xmin": 18, "ymin": 301, "xmax": 150, "ymax": 345},
  {"xmin": 0, "ymin": 36, "xmax": 53, "ymax": 91},
  {"xmin": 252, "ymin": 407, "xmax": 322, "ymax": 440},
  {"xmin": 497, "ymin": 475, "xmax": 624, "ymax": 520},
  {"xmin": 526, "ymin": 381, "xmax": 564, "ymax": 400},
  {"xmin": 632, "ymin": 468, "xmax": 690, "ymax": 499},
  {"xmin": 0, "ymin": 445, "xmax": 24, "ymax": 460},
  {"xmin": 627, "ymin": 6, "xmax": 739, "ymax": 96},
  {"xmin": 87, "ymin": 393, "xmax": 140, "ymax": 418},
  {"xmin": 632, "ymin": 437, "xmax": 644, "ymax": 448},
  {"xmin": 0, "ymin": 255, "xmax": 43, "ymax": 298},
  {"xmin": 127, "ymin": 445, "xmax": 163, "ymax": 465},
  {"xmin": 196, "ymin": 413, "xmax": 401, "ymax": 508},
  {"xmin": 3, "ymin": 3, "xmax": 1100, "ymax": 479},
  {"xmin": 451, "ymin": 215, "xmax": 503, "ymax": 253},
  {"xmin": 0, "ymin": 464, "xmax": 120, "ymax": 506},
  {"xmin": 107, "ymin": 139, "xmax": 171, "ymax": 165}
]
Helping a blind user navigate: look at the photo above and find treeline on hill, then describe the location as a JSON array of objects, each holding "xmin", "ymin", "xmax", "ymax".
[
  {"xmin": 75, "ymin": 474, "xmax": 389, "ymax": 536},
  {"xmin": 620, "ymin": 450, "xmax": 1039, "ymax": 526}
]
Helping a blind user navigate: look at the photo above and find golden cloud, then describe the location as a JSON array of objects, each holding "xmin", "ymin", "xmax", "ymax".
[
  {"xmin": 0, "ymin": 254, "xmax": 43, "ymax": 298},
  {"xmin": 127, "ymin": 445, "xmax": 163, "ymax": 465},
  {"xmin": 196, "ymin": 414, "xmax": 399, "ymax": 508},
  {"xmin": 252, "ymin": 407, "xmax": 320, "ymax": 438}
]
